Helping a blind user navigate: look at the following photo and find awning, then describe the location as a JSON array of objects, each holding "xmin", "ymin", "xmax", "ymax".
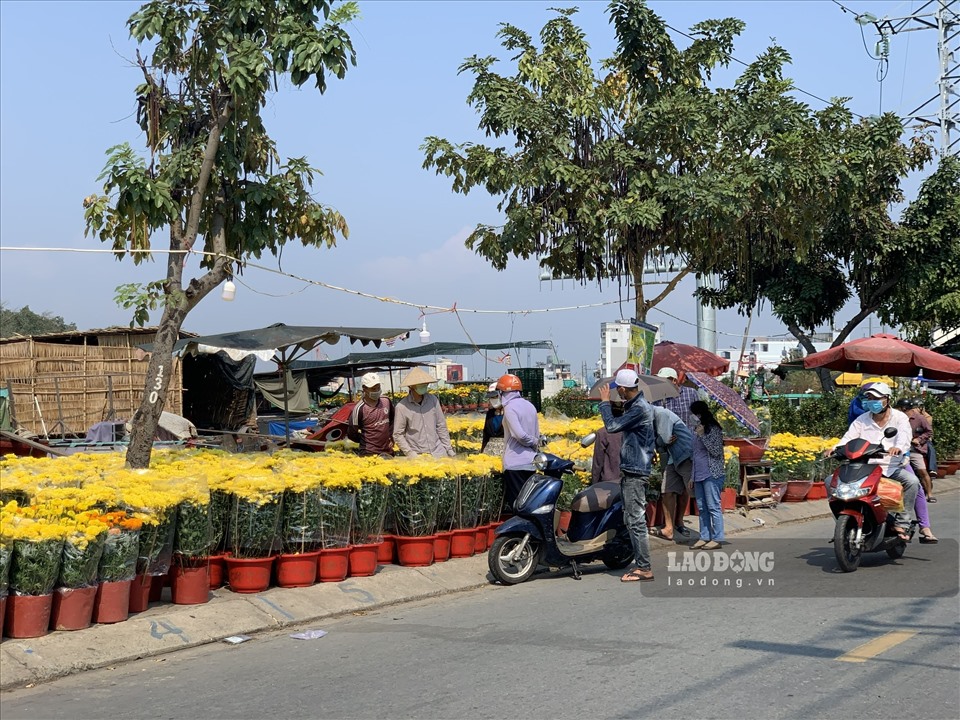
[{"xmin": 289, "ymin": 340, "xmax": 554, "ymax": 370}]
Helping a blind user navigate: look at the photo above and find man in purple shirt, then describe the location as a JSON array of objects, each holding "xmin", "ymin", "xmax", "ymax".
[{"xmin": 497, "ymin": 373, "xmax": 540, "ymax": 510}]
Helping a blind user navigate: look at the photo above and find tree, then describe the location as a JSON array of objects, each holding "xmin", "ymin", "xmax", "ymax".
[
  {"xmin": 83, "ymin": 0, "xmax": 358, "ymax": 468},
  {"xmin": 700, "ymin": 112, "xmax": 934, "ymax": 390},
  {"xmin": 0, "ymin": 303, "xmax": 76, "ymax": 338},
  {"xmin": 422, "ymin": 0, "xmax": 835, "ymax": 322},
  {"xmin": 881, "ymin": 155, "xmax": 960, "ymax": 343}
]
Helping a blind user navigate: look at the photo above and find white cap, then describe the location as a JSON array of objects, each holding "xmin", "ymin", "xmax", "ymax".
[
  {"xmin": 487, "ymin": 382, "xmax": 498, "ymax": 395},
  {"xmin": 614, "ymin": 368, "xmax": 640, "ymax": 388},
  {"xmin": 862, "ymin": 381, "xmax": 892, "ymax": 398},
  {"xmin": 360, "ymin": 372, "xmax": 381, "ymax": 388},
  {"xmin": 656, "ymin": 367, "xmax": 678, "ymax": 380}
]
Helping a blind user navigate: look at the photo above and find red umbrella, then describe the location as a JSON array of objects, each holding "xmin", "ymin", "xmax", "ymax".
[
  {"xmin": 803, "ymin": 333, "xmax": 960, "ymax": 381},
  {"xmin": 652, "ymin": 341, "xmax": 730, "ymax": 377}
]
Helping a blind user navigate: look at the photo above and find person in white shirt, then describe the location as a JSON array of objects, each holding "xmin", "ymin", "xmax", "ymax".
[{"xmin": 832, "ymin": 382, "xmax": 920, "ymax": 539}]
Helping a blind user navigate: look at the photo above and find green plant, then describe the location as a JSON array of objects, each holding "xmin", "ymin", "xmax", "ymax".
[
  {"xmin": 228, "ymin": 494, "xmax": 283, "ymax": 558},
  {"xmin": 281, "ymin": 489, "xmax": 324, "ymax": 553},
  {"xmin": 724, "ymin": 455, "xmax": 741, "ymax": 489},
  {"xmin": 925, "ymin": 396, "xmax": 960, "ymax": 458},
  {"xmin": 455, "ymin": 476, "xmax": 485, "ymax": 528},
  {"xmin": 434, "ymin": 478, "xmax": 458, "ymax": 532},
  {"xmin": 98, "ymin": 530, "xmax": 140, "ymax": 583},
  {"xmin": 767, "ymin": 392, "xmax": 852, "ymax": 439},
  {"xmin": 0, "ymin": 541, "xmax": 11, "ymax": 596},
  {"xmin": 350, "ymin": 483, "xmax": 390, "ymax": 545},
  {"xmin": 176, "ymin": 501, "xmax": 214, "ymax": 558},
  {"xmin": 479, "ymin": 474, "xmax": 504, "ymax": 524},
  {"xmin": 558, "ymin": 472, "xmax": 588, "ymax": 510},
  {"xmin": 58, "ymin": 534, "xmax": 105, "ymax": 589},
  {"xmin": 542, "ymin": 388, "xmax": 596, "ymax": 419},
  {"xmin": 137, "ymin": 512, "xmax": 176, "ymax": 575},
  {"xmin": 318, "ymin": 488, "xmax": 354, "ymax": 549},
  {"xmin": 11, "ymin": 538, "xmax": 62, "ymax": 595},
  {"xmin": 389, "ymin": 479, "xmax": 440, "ymax": 537}
]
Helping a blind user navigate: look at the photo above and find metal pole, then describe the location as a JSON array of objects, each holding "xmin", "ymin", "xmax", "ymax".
[{"xmin": 696, "ymin": 274, "xmax": 718, "ymax": 354}]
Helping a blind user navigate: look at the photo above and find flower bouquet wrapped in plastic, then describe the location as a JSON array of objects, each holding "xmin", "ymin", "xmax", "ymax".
[{"xmin": 97, "ymin": 512, "xmax": 142, "ymax": 583}]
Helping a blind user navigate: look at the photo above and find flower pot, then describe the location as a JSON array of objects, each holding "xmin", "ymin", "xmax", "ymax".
[
  {"xmin": 783, "ymin": 480, "xmax": 813, "ymax": 503},
  {"xmin": 377, "ymin": 535, "xmax": 396, "ymax": 565},
  {"xmin": 225, "ymin": 556, "xmax": 274, "ymax": 594},
  {"xmin": 317, "ymin": 547, "xmax": 350, "ymax": 583},
  {"xmin": 450, "ymin": 529, "xmax": 476, "ymax": 558},
  {"xmin": 0, "ymin": 596, "xmax": 5, "ymax": 638},
  {"xmin": 49, "ymin": 586, "xmax": 98, "ymax": 631},
  {"xmin": 557, "ymin": 510, "xmax": 572, "ymax": 536},
  {"xmin": 770, "ymin": 482, "xmax": 787, "ymax": 504},
  {"xmin": 720, "ymin": 488, "xmax": 737, "ymax": 511},
  {"xmin": 724, "ymin": 437, "xmax": 769, "ymax": 464},
  {"xmin": 474, "ymin": 527, "xmax": 489, "ymax": 553},
  {"xmin": 275, "ymin": 551, "xmax": 320, "ymax": 588},
  {"xmin": 348, "ymin": 543, "xmax": 380, "ymax": 577},
  {"xmin": 171, "ymin": 564, "xmax": 210, "ymax": 604},
  {"xmin": 433, "ymin": 531, "xmax": 453, "ymax": 563},
  {"xmin": 395, "ymin": 535, "xmax": 436, "ymax": 567},
  {"xmin": 805, "ymin": 481, "xmax": 828, "ymax": 501},
  {"xmin": 128, "ymin": 574, "xmax": 153, "ymax": 613},
  {"xmin": 93, "ymin": 579, "xmax": 132, "ymax": 624},
  {"xmin": 208, "ymin": 554, "xmax": 228, "ymax": 590},
  {"xmin": 148, "ymin": 572, "xmax": 167, "ymax": 602},
  {"xmin": 5, "ymin": 593, "xmax": 53, "ymax": 638},
  {"xmin": 485, "ymin": 523, "xmax": 499, "ymax": 547}
]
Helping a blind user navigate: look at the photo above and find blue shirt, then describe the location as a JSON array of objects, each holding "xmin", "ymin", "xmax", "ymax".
[{"xmin": 651, "ymin": 405, "xmax": 694, "ymax": 466}]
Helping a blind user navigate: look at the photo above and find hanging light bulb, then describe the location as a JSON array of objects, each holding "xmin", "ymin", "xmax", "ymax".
[
  {"xmin": 419, "ymin": 319, "xmax": 431, "ymax": 344},
  {"xmin": 222, "ymin": 279, "xmax": 236, "ymax": 301}
]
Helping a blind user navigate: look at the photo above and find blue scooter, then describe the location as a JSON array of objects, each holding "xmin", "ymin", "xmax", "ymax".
[{"xmin": 488, "ymin": 451, "xmax": 633, "ymax": 585}]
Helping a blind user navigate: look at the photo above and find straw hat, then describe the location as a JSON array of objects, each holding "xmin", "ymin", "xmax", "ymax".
[{"xmin": 400, "ymin": 367, "xmax": 437, "ymax": 387}]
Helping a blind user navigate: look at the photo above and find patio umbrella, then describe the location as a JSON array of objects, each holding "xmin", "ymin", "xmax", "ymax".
[
  {"xmin": 652, "ymin": 341, "xmax": 729, "ymax": 377},
  {"xmin": 587, "ymin": 375, "xmax": 679, "ymax": 403},
  {"xmin": 687, "ymin": 371, "xmax": 761, "ymax": 435},
  {"xmin": 803, "ymin": 334, "xmax": 960, "ymax": 381},
  {"xmin": 169, "ymin": 323, "xmax": 413, "ymax": 442}
]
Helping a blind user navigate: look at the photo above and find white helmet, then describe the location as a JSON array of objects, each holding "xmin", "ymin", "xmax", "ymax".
[{"xmin": 862, "ymin": 381, "xmax": 892, "ymax": 399}]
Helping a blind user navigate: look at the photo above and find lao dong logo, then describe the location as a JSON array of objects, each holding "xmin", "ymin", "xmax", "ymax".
[{"xmin": 667, "ymin": 549, "xmax": 775, "ymax": 573}]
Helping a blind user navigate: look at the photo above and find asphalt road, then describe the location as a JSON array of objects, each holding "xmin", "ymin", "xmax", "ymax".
[{"xmin": 3, "ymin": 498, "xmax": 958, "ymax": 720}]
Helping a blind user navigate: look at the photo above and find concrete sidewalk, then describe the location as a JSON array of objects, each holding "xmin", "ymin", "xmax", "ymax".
[{"xmin": 2, "ymin": 473, "xmax": 956, "ymax": 691}]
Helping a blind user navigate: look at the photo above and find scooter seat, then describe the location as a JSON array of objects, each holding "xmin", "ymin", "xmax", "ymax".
[{"xmin": 570, "ymin": 481, "xmax": 621, "ymax": 512}]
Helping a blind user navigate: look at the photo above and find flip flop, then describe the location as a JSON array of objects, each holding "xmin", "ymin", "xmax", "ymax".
[
  {"xmin": 621, "ymin": 569, "xmax": 655, "ymax": 583},
  {"xmin": 894, "ymin": 527, "xmax": 911, "ymax": 542},
  {"xmin": 648, "ymin": 527, "xmax": 674, "ymax": 541},
  {"xmin": 919, "ymin": 533, "xmax": 939, "ymax": 544},
  {"xmin": 927, "ymin": 497, "xmax": 937, "ymax": 503}
]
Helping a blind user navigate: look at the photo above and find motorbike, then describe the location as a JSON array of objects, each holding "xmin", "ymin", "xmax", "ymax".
[
  {"xmin": 827, "ymin": 426, "xmax": 916, "ymax": 572},
  {"xmin": 487, "ymin": 447, "xmax": 633, "ymax": 585}
]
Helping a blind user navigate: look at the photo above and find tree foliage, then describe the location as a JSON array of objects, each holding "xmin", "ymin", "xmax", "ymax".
[
  {"xmin": 83, "ymin": 0, "xmax": 358, "ymax": 467},
  {"xmin": 0, "ymin": 304, "xmax": 76, "ymax": 338},
  {"xmin": 423, "ymin": 0, "xmax": 838, "ymax": 321}
]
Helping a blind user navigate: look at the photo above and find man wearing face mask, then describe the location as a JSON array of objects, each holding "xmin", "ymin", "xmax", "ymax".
[
  {"xmin": 393, "ymin": 368, "xmax": 456, "ymax": 458},
  {"xmin": 831, "ymin": 382, "xmax": 919, "ymax": 540},
  {"xmin": 346, "ymin": 372, "xmax": 395, "ymax": 457},
  {"xmin": 497, "ymin": 374, "xmax": 540, "ymax": 510},
  {"xmin": 481, "ymin": 383, "xmax": 506, "ymax": 456}
]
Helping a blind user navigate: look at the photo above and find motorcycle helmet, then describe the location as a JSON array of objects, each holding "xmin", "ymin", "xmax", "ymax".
[
  {"xmin": 861, "ymin": 381, "xmax": 893, "ymax": 399},
  {"xmin": 496, "ymin": 374, "xmax": 523, "ymax": 392}
]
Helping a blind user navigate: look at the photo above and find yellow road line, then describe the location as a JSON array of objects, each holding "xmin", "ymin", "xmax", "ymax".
[{"xmin": 836, "ymin": 630, "xmax": 918, "ymax": 663}]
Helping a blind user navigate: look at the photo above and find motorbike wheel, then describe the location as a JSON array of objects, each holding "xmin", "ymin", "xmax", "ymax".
[
  {"xmin": 488, "ymin": 534, "xmax": 542, "ymax": 585},
  {"xmin": 834, "ymin": 515, "xmax": 862, "ymax": 572},
  {"xmin": 886, "ymin": 542, "xmax": 906, "ymax": 559},
  {"xmin": 601, "ymin": 529, "xmax": 634, "ymax": 570}
]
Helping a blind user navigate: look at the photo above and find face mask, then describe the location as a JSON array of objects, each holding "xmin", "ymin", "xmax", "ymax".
[
  {"xmin": 864, "ymin": 399, "xmax": 885, "ymax": 414},
  {"xmin": 364, "ymin": 390, "xmax": 381, "ymax": 401},
  {"xmin": 413, "ymin": 384, "xmax": 430, "ymax": 396},
  {"xmin": 489, "ymin": 397, "xmax": 502, "ymax": 409}
]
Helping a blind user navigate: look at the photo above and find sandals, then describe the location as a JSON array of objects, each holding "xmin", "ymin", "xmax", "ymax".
[
  {"xmin": 893, "ymin": 526, "xmax": 911, "ymax": 542},
  {"xmin": 919, "ymin": 531, "xmax": 939, "ymax": 544},
  {"xmin": 927, "ymin": 496, "xmax": 937, "ymax": 503},
  {"xmin": 648, "ymin": 527, "xmax": 674, "ymax": 541},
  {"xmin": 621, "ymin": 568, "xmax": 655, "ymax": 583}
]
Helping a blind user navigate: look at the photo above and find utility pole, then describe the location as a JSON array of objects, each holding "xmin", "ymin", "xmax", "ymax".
[{"xmin": 852, "ymin": 0, "xmax": 958, "ymax": 156}]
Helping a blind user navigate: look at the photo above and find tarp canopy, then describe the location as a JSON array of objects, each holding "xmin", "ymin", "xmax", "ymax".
[
  {"xmin": 803, "ymin": 333, "xmax": 960, "ymax": 381},
  {"xmin": 289, "ymin": 340, "xmax": 554, "ymax": 370}
]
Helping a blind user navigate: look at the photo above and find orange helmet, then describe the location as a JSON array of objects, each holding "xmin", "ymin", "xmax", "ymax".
[{"xmin": 496, "ymin": 374, "xmax": 522, "ymax": 392}]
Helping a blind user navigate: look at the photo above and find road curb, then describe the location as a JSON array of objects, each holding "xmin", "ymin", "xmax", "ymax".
[{"xmin": 2, "ymin": 474, "xmax": 956, "ymax": 692}]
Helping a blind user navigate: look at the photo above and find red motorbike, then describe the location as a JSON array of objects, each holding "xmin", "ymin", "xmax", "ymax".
[{"xmin": 826, "ymin": 427, "xmax": 916, "ymax": 572}]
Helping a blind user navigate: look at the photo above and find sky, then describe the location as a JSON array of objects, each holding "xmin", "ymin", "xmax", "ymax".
[{"xmin": 0, "ymin": 0, "xmax": 944, "ymax": 382}]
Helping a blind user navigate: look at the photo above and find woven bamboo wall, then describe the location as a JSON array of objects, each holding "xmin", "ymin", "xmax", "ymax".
[{"xmin": 0, "ymin": 336, "xmax": 183, "ymax": 437}]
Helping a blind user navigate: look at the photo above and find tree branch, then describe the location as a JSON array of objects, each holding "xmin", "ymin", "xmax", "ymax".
[{"xmin": 183, "ymin": 102, "xmax": 232, "ymax": 250}]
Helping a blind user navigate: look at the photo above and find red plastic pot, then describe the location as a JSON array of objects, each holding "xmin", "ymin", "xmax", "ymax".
[
  {"xmin": 485, "ymin": 523, "xmax": 499, "ymax": 547},
  {"xmin": 50, "ymin": 585, "xmax": 98, "ymax": 631},
  {"xmin": 275, "ymin": 551, "xmax": 320, "ymax": 588},
  {"xmin": 171, "ymin": 564, "xmax": 210, "ymax": 604},
  {"xmin": 720, "ymin": 488, "xmax": 738, "ymax": 511},
  {"xmin": 474, "ymin": 526, "xmax": 489, "ymax": 553},
  {"xmin": 450, "ymin": 529, "xmax": 476, "ymax": 558},
  {"xmin": 208, "ymin": 554, "xmax": 229, "ymax": 589},
  {"xmin": 395, "ymin": 535, "xmax": 436, "ymax": 567},
  {"xmin": 5, "ymin": 593, "xmax": 53, "ymax": 638},
  {"xmin": 433, "ymin": 531, "xmax": 453, "ymax": 563},
  {"xmin": 783, "ymin": 480, "xmax": 813, "ymax": 502},
  {"xmin": 806, "ymin": 482, "xmax": 828, "ymax": 501},
  {"xmin": 128, "ymin": 574, "xmax": 153, "ymax": 613},
  {"xmin": 557, "ymin": 511, "xmax": 572, "ymax": 536},
  {"xmin": 225, "ymin": 556, "xmax": 274, "ymax": 594},
  {"xmin": 377, "ymin": 535, "xmax": 397, "ymax": 565},
  {"xmin": 148, "ymin": 572, "xmax": 167, "ymax": 602},
  {"xmin": 317, "ymin": 547, "xmax": 350, "ymax": 583},
  {"xmin": 724, "ymin": 437, "xmax": 769, "ymax": 464},
  {"xmin": 0, "ymin": 595, "xmax": 5, "ymax": 638},
  {"xmin": 93, "ymin": 580, "xmax": 132, "ymax": 624},
  {"xmin": 348, "ymin": 543, "xmax": 380, "ymax": 577}
]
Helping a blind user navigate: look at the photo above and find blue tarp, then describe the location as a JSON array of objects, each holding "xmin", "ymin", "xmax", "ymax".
[{"xmin": 267, "ymin": 419, "xmax": 318, "ymax": 437}]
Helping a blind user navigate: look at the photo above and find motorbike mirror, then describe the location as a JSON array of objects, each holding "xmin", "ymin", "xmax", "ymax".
[
  {"xmin": 580, "ymin": 432, "xmax": 597, "ymax": 448},
  {"xmin": 883, "ymin": 427, "xmax": 898, "ymax": 438}
]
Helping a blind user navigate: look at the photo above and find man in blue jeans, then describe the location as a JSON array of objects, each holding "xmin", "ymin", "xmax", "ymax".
[{"xmin": 599, "ymin": 368, "xmax": 657, "ymax": 583}]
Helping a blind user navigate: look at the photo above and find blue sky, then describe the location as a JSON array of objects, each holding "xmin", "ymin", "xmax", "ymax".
[{"xmin": 0, "ymin": 1, "xmax": 941, "ymax": 380}]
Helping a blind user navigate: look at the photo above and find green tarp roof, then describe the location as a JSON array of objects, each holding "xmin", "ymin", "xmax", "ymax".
[{"xmin": 290, "ymin": 340, "xmax": 554, "ymax": 370}]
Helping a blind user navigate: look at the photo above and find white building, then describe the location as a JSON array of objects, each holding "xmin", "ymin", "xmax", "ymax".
[{"xmin": 599, "ymin": 321, "xmax": 632, "ymax": 378}]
